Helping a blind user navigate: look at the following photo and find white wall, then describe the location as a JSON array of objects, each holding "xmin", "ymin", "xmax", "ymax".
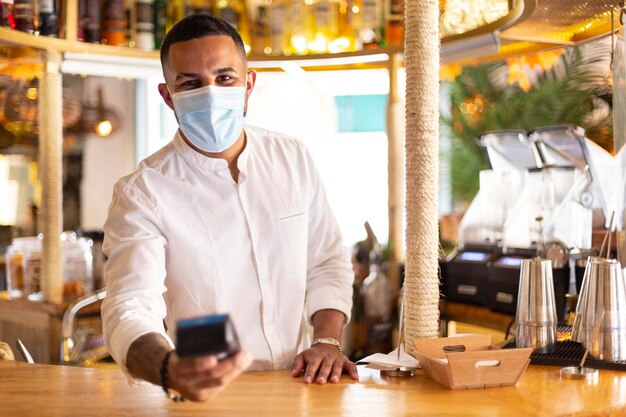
[{"xmin": 80, "ymin": 77, "xmax": 137, "ymax": 230}]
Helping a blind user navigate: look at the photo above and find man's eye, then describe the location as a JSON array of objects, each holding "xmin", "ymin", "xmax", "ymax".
[
  {"xmin": 180, "ymin": 80, "xmax": 199, "ymax": 88},
  {"xmin": 217, "ymin": 75, "xmax": 233, "ymax": 83}
]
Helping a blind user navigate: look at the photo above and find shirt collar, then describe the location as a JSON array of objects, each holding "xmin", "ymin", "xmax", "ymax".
[{"xmin": 172, "ymin": 128, "xmax": 252, "ymax": 174}]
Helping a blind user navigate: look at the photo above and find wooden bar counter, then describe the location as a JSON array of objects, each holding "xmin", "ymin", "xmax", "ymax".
[{"xmin": 1, "ymin": 361, "xmax": 625, "ymax": 416}]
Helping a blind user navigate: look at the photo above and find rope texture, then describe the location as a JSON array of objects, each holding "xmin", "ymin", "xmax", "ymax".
[
  {"xmin": 39, "ymin": 51, "xmax": 64, "ymax": 304},
  {"xmin": 403, "ymin": 0, "xmax": 441, "ymax": 354}
]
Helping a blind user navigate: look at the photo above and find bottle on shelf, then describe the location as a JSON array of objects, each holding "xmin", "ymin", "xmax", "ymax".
[
  {"xmin": 190, "ymin": 0, "xmax": 211, "ymax": 15},
  {"xmin": 153, "ymin": 0, "xmax": 166, "ymax": 48},
  {"xmin": 358, "ymin": 0, "xmax": 383, "ymax": 48},
  {"xmin": 268, "ymin": 0, "xmax": 289, "ymax": 56},
  {"xmin": 308, "ymin": 0, "xmax": 339, "ymax": 53},
  {"xmin": 37, "ymin": 0, "xmax": 59, "ymax": 36},
  {"xmin": 287, "ymin": 0, "xmax": 309, "ymax": 55},
  {"xmin": 335, "ymin": 0, "xmax": 356, "ymax": 52},
  {"xmin": 13, "ymin": 0, "xmax": 34, "ymax": 33},
  {"xmin": 77, "ymin": 0, "xmax": 101, "ymax": 43},
  {"xmin": 166, "ymin": 0, "xmax": 186, "ymax": 33},
  {"xmin": 251, "ymin": 4, "xmax": 269, "ymax": 55},
  {"xmin": 361, "ymin": 244, "xmax": 393, "ymax": 355},
  {"xmin": 0, "ymin": 0, "xmax": 14, "ymax": 28},
  {"xmin": 101, "ymin": 0, "xmax": 126, "ymax": 45},
  {"xmin": 214, "ymin": 0, "xmax": 250, "ymax": 53},
  {"xmin": 384, "ymin": 0, "xmax": 402, "ymax": 45},
  {"xmin": 135, "ymin": 0, "xmax": 154, "ymax": 49},
  {"xmin": 125, "ymin": 0, "xmax": 136, "ymax": 46}
]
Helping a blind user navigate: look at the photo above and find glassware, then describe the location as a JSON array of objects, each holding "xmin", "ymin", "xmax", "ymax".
[
  {"xmin": 62, "ymin": 233, "xmax": 94, "ymax": 301},
  {"xmin": 22, "ymin": 235, "xmax": 43, "ymax": 301},
  {"xmin": 5, "ymin": 236, "xmax": 39, "ymax": 298}
]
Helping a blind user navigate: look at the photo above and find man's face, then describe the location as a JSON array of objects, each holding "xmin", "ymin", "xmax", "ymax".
[{"xmin": 158, "ymin": 35, "xmax": 256, "ymax": 112}]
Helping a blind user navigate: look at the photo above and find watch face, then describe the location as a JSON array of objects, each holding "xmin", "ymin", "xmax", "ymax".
[{"xmin": 545, "ymin": 241, "xmax": 569, "ymax": 268}]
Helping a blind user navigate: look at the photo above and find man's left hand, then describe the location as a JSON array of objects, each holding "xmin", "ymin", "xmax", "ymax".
[{"xmin": 291, "ymin": 343, "xmax": 359, "ymax": 384}]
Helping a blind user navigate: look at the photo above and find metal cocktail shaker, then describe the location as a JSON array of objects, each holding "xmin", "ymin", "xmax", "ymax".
[
  {"xmin": 515, "ymin": 258, "xmax": 557, "ymax": 353},
  {"xmin": 573, "ymin": 257, "xmax": 626, "ymax": 361}
]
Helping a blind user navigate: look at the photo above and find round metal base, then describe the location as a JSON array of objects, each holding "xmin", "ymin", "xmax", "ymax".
[
  {"xmin": 381, "ymin": 367, "xmax": 417, "ymax": 378},
  {"xmin": 560, "ymin": 366, "xmax": 599, "ymax": 380}
]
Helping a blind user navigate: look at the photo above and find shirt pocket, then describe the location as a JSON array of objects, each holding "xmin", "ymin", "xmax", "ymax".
[{"xmin": 275, "ymin": 206, "xmax": 309, "ymax": 267}]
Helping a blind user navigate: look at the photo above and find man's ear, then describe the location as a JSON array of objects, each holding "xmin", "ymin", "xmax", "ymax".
[
  {"xmin": 158, "ymin": 83, "xmax": 174, "ymax": 111},
  {"xmin": 246, "ymin": 70, "xmax": 257, "ymax": 96}
]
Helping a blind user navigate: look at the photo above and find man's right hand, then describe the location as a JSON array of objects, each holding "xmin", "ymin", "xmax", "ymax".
[
  {"xmin": 126, "ymin": 333, "xmax": 252, "ymax": 403},
  {"xmin": 166, "ymin": 350, "xmax": 253, "ymax": 402}
]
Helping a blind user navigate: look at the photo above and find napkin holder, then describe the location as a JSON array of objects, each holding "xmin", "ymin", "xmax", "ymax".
[{"xmin": 413, "ymin": 335, "xmax": 532, "ymax": 389}]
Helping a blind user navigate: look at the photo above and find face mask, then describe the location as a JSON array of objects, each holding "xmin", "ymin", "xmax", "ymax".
[{"xmin": 171, "ymin": 85, "xmax": 246, "ymax": 153}]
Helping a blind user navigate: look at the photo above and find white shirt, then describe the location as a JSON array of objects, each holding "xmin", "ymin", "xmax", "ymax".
[{"xmin": 101, "ymin": 126, "xmax": 353, "ymax": 376}]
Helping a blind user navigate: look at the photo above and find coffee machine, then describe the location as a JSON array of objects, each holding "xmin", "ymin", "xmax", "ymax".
[
  {"xmin": 494, "ymin": 125, "xmax": 613, "ymax": 319},
  {"xmin": 446, "ymin": 130, "xmax": 533, "ymax": 306}
]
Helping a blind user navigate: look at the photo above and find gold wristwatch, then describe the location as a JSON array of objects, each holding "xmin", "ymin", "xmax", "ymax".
[{"xmin": 311, "ymin": 337, "xmax": 341, "ymax": 351}]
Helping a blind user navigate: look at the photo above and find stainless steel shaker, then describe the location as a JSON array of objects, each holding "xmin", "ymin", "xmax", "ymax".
[
  {"xmin": 515, "ymin": 258, "xmax": 557, "ymax": 353},
  {"xmin": 573, "ymin": 257, "xmax": 626, "ymax": 361}
]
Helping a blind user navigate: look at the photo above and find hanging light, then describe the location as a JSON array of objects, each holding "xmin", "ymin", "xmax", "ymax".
[
  {"xmin": 78, "ymin": 87, "xmax": 120, "ymax": 137},
  {"xmin": 0, "ymin": 77, "xmax": 83, "ymax": 140}
]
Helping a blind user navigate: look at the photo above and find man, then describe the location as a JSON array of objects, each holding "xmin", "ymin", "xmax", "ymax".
[{"xmin": 101, "ymin": 14, "xmax": 357, "ymax": 403}]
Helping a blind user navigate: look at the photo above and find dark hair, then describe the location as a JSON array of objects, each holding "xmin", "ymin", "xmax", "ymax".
[{"xmin": 160, "ymin": 14, "xmax": 247, "ymax": 70}]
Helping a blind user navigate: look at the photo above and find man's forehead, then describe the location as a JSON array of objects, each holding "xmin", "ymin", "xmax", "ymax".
[{"xmin": 166, "ymin": 37, "xmax": 245, "ymax": 71}]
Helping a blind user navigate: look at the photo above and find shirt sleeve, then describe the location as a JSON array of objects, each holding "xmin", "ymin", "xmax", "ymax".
[
  {"xmin": 101, "ymin": 178, "xmax": 174, "ymax": 384},
  {"xmin": 302, "ymin": 145, "xmax": 354, "ymax": 324}
]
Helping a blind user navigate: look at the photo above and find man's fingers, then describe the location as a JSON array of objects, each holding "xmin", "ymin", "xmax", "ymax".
[
  {"xmin": 171, "ymin": 350, "xmax": 252, "ymax": 401},
  {"xmin": 329, "ymin": 361, "xmax": 344, "ymax": 383},
  {"xmin": 316, "ymin": 359, "xmax": 334, "ymax": 384},
  {"xmin": 291, "ymin": 355, "xmax": 305, "ymax": 377},
  {"xmin": 304, "ymin": 356, "xmax": 322, "ymax": 384},
  {"xmin": 344, "ymin": 360, "xmax": 359, "ymax": 380}
]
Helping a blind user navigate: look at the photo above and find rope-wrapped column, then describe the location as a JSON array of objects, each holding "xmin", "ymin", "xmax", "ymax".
[
  {"xmin": 403, "ymin": 0, "xmax": 440, "ymax": 353},
  {"xmin": 38, "ymin": 51, "xmax": 64, "ymax": 304}
]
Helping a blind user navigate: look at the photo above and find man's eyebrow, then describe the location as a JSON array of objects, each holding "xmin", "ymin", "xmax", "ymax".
[
  {"xmin": 215, "ymin": 67, "xmax": 238, "ymax": 74},
  {"xmin": 175, "ymin": 72, "xmax": 199, "ymax": 81}
]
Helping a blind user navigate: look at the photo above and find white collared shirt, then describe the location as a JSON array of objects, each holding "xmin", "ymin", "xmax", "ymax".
[{"xmin": 101, "ymin": 126, "xmax": 353, "ymax": 376}]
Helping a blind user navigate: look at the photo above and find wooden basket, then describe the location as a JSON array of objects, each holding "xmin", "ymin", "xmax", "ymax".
[{"xmin": 413, "ymin": 335, "xmax": 532, "ymax": 389}]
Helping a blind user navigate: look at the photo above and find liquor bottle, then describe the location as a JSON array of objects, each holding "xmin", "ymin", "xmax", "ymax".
[
  {"xmin": 214, "ymin": 0, "xmax": 249, "ymax": 53},
  {"xmin": 384, "ymin": 0, "xmax": 402, "ymax": 45},
  {"xmin": 309, "ymin": 0, "xmax": 339, "ymax": 53},
  {"xmin": 13, "ymin": 0, "xmax": 34, "ymax": 33},
  {"xmin": 358, "ymin": 0, "xmax": 383, "ymax": 48},
  {"xmin": 190, "ymin": 0, "xmax": 211, "ymax": 15},
  {"xmin": 101, "ymin": 0, "xmax": 126, "ymax": 45},
  {"xmin": 38, "ymin": 0, "xmax": 58, "ymax": 36},
  {"xmin": 0, "ymin": 0, "xmax": 15, "ymax": 28},
  {"xmin": 77, "ymin": 0, "xmax": 100, "ymax": 43},
  {"xmin": 166, "ymin": 0, "xmax": 184, "ymax": 32},
  {"xmin": 251, "ymin": 4, "xmax": 270, "ymax": 55},
  {"xmin": 268, "ymin": 0, "xmax": 288, "ymax": 56},
  {"xmin": 361, "ymin": 245, "xmax": 393, "ymax": 355},
  {"xmin": 125, "ymin": 0, "xmax": 135, "ymax": 46},
  {"xmin": 135, "ymin": 0, "xmax": 154, "ymax": 49},
  {"xmin": 153, "ymin": 0, "xmax": 166, "ymax": 48},
  {"xmin": 334, "ymin": 0, "xmax": 356, "ymax": 52},
  {"xmin": 288, "ymin": 0, "xmax": 308, "ymax": 55}
]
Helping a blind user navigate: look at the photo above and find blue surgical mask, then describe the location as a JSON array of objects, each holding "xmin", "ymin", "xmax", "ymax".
[{"xmin": 171, "ymin": 85, "xmax": 246, "ymax": 153}]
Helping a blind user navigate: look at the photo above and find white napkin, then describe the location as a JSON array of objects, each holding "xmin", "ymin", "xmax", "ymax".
[{"xmin": 357, "ymin": 345, "xmax": 420, "ymax": 369}]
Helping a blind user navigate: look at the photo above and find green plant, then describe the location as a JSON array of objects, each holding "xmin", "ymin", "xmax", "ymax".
[{"xmin": 442, "ymin": 43, "xmax": 613, "ymax": 205}]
